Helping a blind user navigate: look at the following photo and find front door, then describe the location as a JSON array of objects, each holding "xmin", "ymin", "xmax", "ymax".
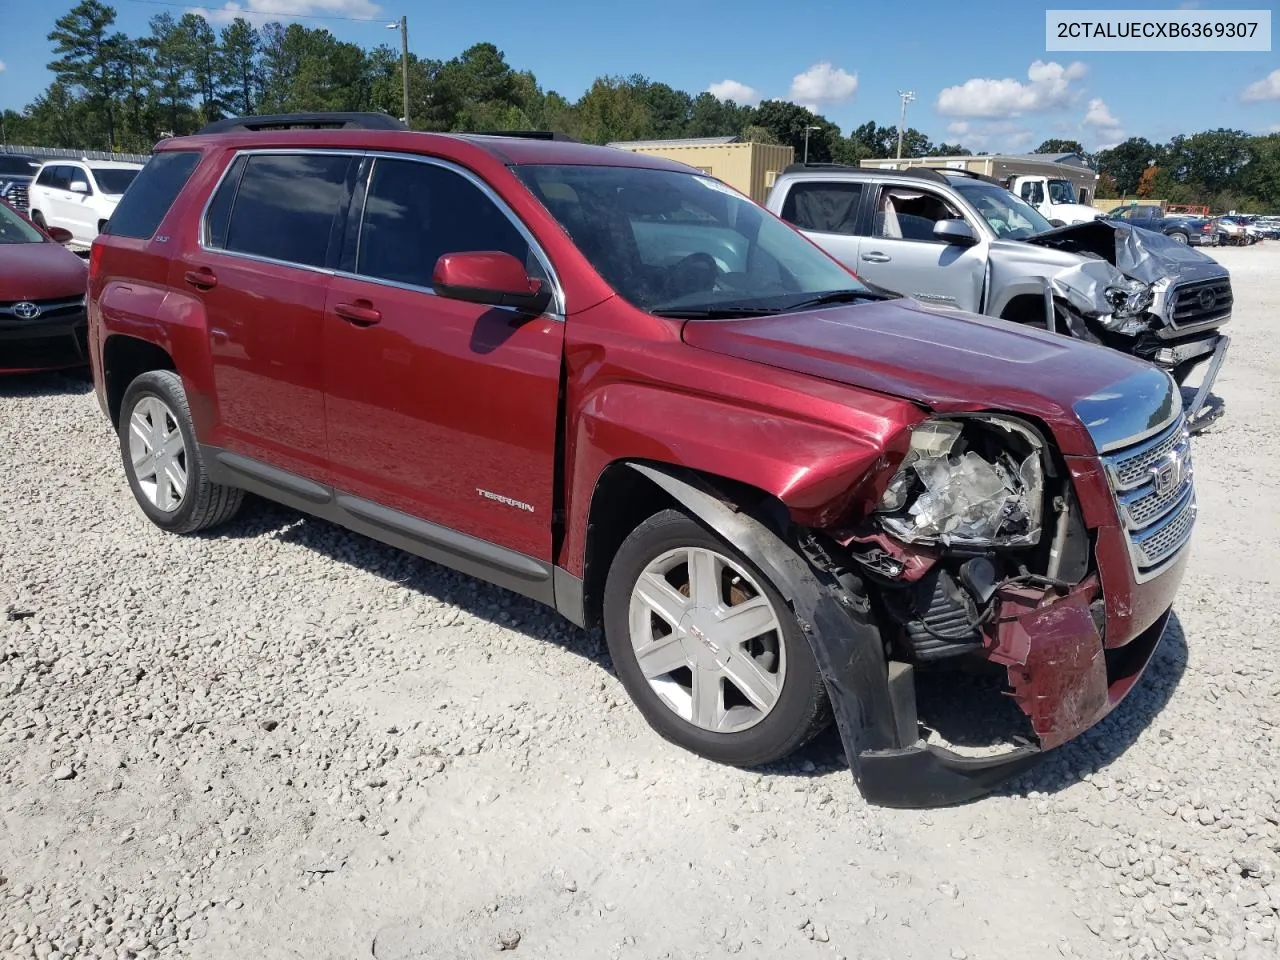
[
  {"xmin": 854, "ymin": 185, "xmax": 987, "ymax": 313},
  {"xmin": 323, "ymin": 155, "xmax": 564, "ymax": 562},
  {"xmin": 65, "ymin": 166, "xmax": 96, "ymax": 243},
  {"xmin": 172, "ymin": 150, "xmax": 359, "ymax": 480}
]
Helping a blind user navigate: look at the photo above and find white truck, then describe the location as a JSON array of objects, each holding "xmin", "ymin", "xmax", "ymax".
[{"xmin": 1006, "ymin": 174, "xmax": 1105, "ymax": 225}]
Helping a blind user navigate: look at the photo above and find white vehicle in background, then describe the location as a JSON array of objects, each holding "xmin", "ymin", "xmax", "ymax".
[
  {"xmin": 27, "ymin": 159, "xmax": 144, "ymax": 245},
  {"xmin": 1008, "ymin": 175, "xmax": 1106, "ymax": 225}
]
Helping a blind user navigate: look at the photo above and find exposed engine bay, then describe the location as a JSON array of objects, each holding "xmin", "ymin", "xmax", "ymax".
[{"xmin": 831, "ymin": 415, "xmax": 1101, "ymax": 749}]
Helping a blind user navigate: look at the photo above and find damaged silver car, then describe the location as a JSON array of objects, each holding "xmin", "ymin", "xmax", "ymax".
[{"xmin": 765, "ymin": 164, "xmax": 1231, "ymax": 432}]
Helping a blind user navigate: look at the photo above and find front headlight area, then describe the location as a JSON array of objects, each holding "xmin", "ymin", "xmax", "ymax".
[{"xmin": 874, "ymin": 416, "xmax": 1045, "ymax": 549}]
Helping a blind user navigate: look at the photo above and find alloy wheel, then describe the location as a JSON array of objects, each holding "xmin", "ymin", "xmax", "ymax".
[
  {"xmin": 127, "ymin": 396, "xmax": 188, "ymax": 512},
  {"xmin": 628, "ymin": 546, "xmax": 786, "ymax": 733}
]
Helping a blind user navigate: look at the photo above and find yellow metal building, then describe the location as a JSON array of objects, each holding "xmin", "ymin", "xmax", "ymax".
[{"xmin": 606, "ymin": 136, "xmax": 796, "ymax": 203}]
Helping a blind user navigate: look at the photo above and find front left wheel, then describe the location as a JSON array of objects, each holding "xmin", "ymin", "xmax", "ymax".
[
  {"xmin": 118, "ymin": 370, "xmax": 244, "ymax": 534},
  {"xmin": 603, "ymin": 509, "xmax": 831, "ymax": 767}
]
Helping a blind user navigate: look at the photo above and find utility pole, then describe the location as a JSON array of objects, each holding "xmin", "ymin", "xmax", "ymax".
[
  {"xmin": 388, "ymin": 16, "xmax": 410, "ymax": 127},
  {"xmin": 803, "ymin": 124, "xmax": 821, "ymax": 164},
  {"xmin": 896, "ymin": 90, "xmax": 915, "ymax": 160}
]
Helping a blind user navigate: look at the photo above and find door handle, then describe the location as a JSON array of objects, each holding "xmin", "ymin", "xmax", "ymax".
[
  {"xmin": 184, "ymin": 268, "xmax": 217, "ymax": 290},
  {"xmin": 333, "ymin": 301, "xmax": 382, "ymax": 326},
  {"xmin": 861, "ymin": 252, "xmax": 892, "ymax": 263}
]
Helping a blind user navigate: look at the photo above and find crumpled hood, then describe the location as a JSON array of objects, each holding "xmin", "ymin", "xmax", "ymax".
[
  {"xmin": 681, "ymin": 297, "xmax": 1155, "ymax": 456},
  {"xmin": 1025, "ymin": 218, "xmax": 1227, "ymax": 286}
]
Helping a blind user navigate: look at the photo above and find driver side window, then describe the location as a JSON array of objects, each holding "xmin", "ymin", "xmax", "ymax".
[{"xmin": 873, "ymin": 187, "xmax": 964, "ymax": 243}]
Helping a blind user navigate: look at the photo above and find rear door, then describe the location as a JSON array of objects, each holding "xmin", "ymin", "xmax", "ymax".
[
  {"xmin": 854, "ymin": 184, "xmax": 987, "ymax": 313},
  {"xmin": 175, "ymin": 150, "xmax": 359, "ymax": 481},
  {"xmin": 776, "ymin": 179, "xmax": 865, "ymax": 272},
  {"xmin": 322, "ymin": 154, "xmax": 564, "ymax": 564}
]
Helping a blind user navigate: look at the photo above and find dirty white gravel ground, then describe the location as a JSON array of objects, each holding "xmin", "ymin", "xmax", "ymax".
[{"xmin": 1, "ymin": 245, "xmax": 1277, "ymax": 960}]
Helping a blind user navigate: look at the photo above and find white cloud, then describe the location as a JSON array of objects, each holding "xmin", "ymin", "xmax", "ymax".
[
  {"xmin": 788, "ymin": 62, "xmax": 858, "ymax": 105},
  {"xmin": 707, "ymin": 79, "xmax": 761, "ymax": 106},
  {"xmin": 0, "ymin": 61, "xmax": 6, "ymax": 74},
  {"xmin": 936, "ymin": 60, "xmax": 1087, "ymax": 118},
  {"xmin": 193, "ymin": 0, "xmax": 380, "ymax": 25},
  {"xmin": 1241, "ymin": 69, "xmax": 1280, "ymax": 103},
  {"xmin": 1083, "ymin": 97, "xmax": 1120, "ymax": 129},
  {"xmin": 945, "ymin": 120, "xmax": 1033, "ymax": 152},
  {"xmin": 946, "ymin": 121, "xmax": 970, "ymax": 136}
]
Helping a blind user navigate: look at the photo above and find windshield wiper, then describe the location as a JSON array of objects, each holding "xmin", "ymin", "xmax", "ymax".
[{"xmin": 784, "ymin": 289, "xmax": 896, "ymax": 311}]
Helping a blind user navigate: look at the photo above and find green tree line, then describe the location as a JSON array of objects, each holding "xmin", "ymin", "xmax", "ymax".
[{"xmin": 3, "ymin": 0, "xmax": 1276, "ymax": 212}]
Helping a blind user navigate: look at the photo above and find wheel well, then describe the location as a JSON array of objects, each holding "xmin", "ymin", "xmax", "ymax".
[
  {"xmin": 103, "ymin": 335, "xmax": 175, "ymax": 427},
  {"xmin": 579, "ymin": 462, "xmax": 784, "ymax": 629},
  {"xmin": 97, "ymin": 218, "xmax": 109, "ymax": 232},
  {"xmin": 1000, "ymin": 293, "xmax": 1051, "ymax": 328}
]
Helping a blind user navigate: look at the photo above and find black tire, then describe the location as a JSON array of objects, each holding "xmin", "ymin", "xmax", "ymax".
[
  {"xmin": 118, "ymin": 370, "xmax": 244, "ymax": 534},
  {"xmin": 603, "ymin": 508, "xmax": 831, "ymax": 767}
]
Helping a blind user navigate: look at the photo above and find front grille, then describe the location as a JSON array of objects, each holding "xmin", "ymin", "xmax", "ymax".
[
  {"xmin": 2, "ymin": 181, "xmax": 30, "ymax": 210},
  {"xmin": 1101, "ymin": 416, "xmax": 1197, "ymax": 580},
  {"xmin": 1167, "ymin": 278, "xmax": 1232, "ymax": 329},
  {"xmin": 0, "ymin": 297, "xmax": 85, "ymax": 320}
]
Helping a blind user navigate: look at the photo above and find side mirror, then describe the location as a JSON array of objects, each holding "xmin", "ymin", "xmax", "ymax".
[
  {"xmin": 933, "ymin": 218, "xmax": 978, "ymax": 245},
  {"xmin": 432, "ymin": 251, "xmax": 552, "ymax": 314},
  {"xmin": 70, "ymin": 181, "xmax": 90, "ymax": 194},
  {"xmin": 46, "ymin": 226, "xmax": 73, "ymax": 244}
]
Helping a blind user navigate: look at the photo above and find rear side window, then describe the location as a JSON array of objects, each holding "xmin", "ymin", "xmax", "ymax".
[
  {"xmin": 355, "ymin": 157, "xmax": 534, "ymax": 288},
  {"xmin": 781, "ymin": 182, "xmax": 864, "ymax": 236},
  {"xmin": 104, "ymin": 151, "xmax": 200, "ymax": 239},
  {"xmin": 221, "ymin": 154, "xmax": 354, "ymax": 268}
]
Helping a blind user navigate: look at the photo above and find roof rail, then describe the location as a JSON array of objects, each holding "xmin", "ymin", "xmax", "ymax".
[
  {"xmin": 196, "ymin": 112, "xmax": 408, "ymax": 135},
  {"xmin": 781, "ymin": 161, "xmax": 862, "ymax": 175},
  {"xmin": 468, "ymin": 130, "xmax": 580, "ymax": 142}
]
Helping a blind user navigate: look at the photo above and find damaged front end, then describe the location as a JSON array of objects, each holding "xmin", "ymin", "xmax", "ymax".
[
  {"xmin": 825, "ymin": 413, "xmax": 1168, "ymax": 807},
  {"xmin": 1023, "ymin": 220, "xmax": 1231, "ymax": 433}
]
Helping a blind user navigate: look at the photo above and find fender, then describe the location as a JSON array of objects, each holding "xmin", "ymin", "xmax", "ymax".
[{"xmin": 628, "ymin": 462, "xmax": 1044, "ymax": 807}]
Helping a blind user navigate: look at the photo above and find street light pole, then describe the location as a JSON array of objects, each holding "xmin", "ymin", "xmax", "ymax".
[
  {"xmin": 896, "ymin": 89, "xmax": 915, "ymax": 160},
  {"xmin": 803, "ymin": 124, "xmax": 821, "ymax": 164},
  {"xmin": 387, "ymin": 16, "xmax": 410, "ymax": 127}
]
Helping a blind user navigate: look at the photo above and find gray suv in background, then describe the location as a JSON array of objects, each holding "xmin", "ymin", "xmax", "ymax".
[{"xmin": 765, "ymin": 163, "xmax": 1232, "ymax": 431}]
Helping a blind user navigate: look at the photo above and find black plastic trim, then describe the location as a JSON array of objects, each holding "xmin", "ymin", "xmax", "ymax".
[
  {"xmin": 197, "ymin": 112, "xmax": 407, "ymax": 134},
  {"xmin": 553, "ymin": 567, "xmax": 586, "ymax": 627},
  {"xmin": 202, "ymin": 445, "xmax": 556, "ymax": 606}
]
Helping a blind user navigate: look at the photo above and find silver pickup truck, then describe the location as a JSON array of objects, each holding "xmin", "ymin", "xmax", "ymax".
[{"xmin": 765, "ymin": 163, "xmax": 1231, "ymax": 431}]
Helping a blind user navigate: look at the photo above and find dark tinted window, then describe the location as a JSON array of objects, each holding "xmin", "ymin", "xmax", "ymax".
[
  {"xmin": 204, "ymin": 154, "xmax": 247, "ymax": 249},
  {"xmin": 0, "ymin": 157, "xmax": 37, "ymax": 177},
  {"xmin": 357, "ymin": 158, "xmax": 532, "ymax": 288},
  {"xmin": 93, "ymin": 168, "xmax": 139, "ymax": 194},
  {"xmin": 781, "ymin": 182, "xmax": 864, "ymax": 235},
  {"xmin": 35, "ymin": 166, "xmax": 57, "ymax": 186},
  {"xmin": 104, "ymin": 151, "xmax": 200, "ymax": 239},
  {"xmin": 224, "ymin": 154, "xmax": 354, "ymax": 268}
]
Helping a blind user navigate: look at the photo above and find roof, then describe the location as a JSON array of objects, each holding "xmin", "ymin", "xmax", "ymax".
[
  {"xmin": 607, "ymin": 136, "xmax": 741, "ymax": 148},
  {"xmin": 157, "ymin": 128, "xmax": 694, "ymax": 172},
  {"xmin": 1003, "ymin": 151, "xmax": 1094, "ymax": 168},
  {"xmin": 35, "ymin": 158, "xmax": 144, "ymax": 170}
]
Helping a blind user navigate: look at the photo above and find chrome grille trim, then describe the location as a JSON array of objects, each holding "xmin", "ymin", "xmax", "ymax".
[
  {"xmin": 0, "ymin": 297, "xmax": 86, "ymax": 319},
  {"xmin": 1167, "ymin": 278, "xmax": 1232, "ymax": 329},
  {"xmin": 1099, "ymin": 415, "xmax": 1197, "ymax": 581}
]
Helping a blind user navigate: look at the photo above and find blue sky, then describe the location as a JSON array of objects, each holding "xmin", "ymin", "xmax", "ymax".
[{"xmin": 1, "ymin": 0, "xmax": 1278, "ymax": 149}]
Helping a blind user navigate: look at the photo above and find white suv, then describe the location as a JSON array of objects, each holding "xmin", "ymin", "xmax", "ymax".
[{"xmin": 28, "ymin": 159, "xmax": 144, "ymax": 245}]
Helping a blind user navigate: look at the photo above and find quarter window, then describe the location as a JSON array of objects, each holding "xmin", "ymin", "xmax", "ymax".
[
  {"xmin": 780, "ymin": 182, "xmax": 864, "ymax": 235},
  {"xmin": 220, "ymin": 153, "xmax": 354, "ymax": 268},
  {"xmin": 356, "ymin": 157, "xmax": 537, "ymax": 289},
  {"xmin": 103, "ymin": 151, "xmax": 200, "ymax": 239}
]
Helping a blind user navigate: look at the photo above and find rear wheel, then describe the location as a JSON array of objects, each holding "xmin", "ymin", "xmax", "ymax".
[
  {"xmin": 118, "ymin": 370, "xmax": 243, "ymax": 534},
  {"xmin": 1169, "ymin": 231, "xmax": 1189, "ymax": 244},
  {"xmin": 603, "ymin": 509, "xmax": 830, "ymax": 766}
]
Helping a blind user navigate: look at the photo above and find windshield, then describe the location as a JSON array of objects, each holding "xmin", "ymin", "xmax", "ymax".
[
  {"xmin": 0, "ymin": 157, "xmax": 38, "ymax": 177},
  {"xmin": 953, "ymin": 182, "xmax": 1055, "ymax": 239},
  {"xmin": 0, "ymin": 203, "xmax": 47, "ymax": 244},
  {"xmin": 92, "ymin": 168, "xmax": 139, "ymax": 195},
  {"xmin": 1047, "ymin": 179, "xmax": 1077, "ymax": 204},
  {"xmin": 513, "ymin": 164, "xmax": 869, "ymax": 316}
]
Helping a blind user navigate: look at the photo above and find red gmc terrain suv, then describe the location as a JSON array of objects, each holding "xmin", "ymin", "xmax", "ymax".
[{"xmin": 87, "ymin": 113, "xmax": 1197, "ymax": 807}]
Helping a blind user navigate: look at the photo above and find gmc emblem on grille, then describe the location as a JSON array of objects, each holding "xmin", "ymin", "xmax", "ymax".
[{"xmin": 1151, "ymin": 450, "xmax": 1184, "ymax": 497}]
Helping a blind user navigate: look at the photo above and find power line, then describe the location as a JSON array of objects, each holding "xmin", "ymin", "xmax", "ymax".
[{"xmin": 119, "ymin": 0, "xmax": 392, "ymax": 24}]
